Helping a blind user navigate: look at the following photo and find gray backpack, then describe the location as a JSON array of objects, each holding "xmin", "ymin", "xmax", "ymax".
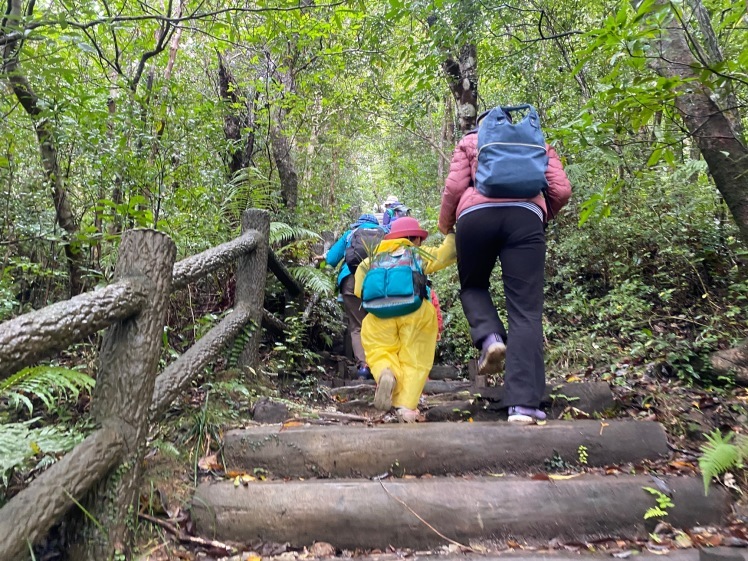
[{"xmin": 344, "ymin": 226, "xmax": 385, "ymax": 273}]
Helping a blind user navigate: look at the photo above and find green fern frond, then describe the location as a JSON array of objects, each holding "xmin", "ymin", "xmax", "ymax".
[
  {"xmin": 220, "ymin": 167, "xmax": 276, "ymax": 221},
  {"xmin": 699, "ymin": 429, "xmax": 740, "ymax": 495},
  {"xmin": 152, "ymin": 439, "xmax": 182, "ymax": 459},
  {"xmin": 289, "ymin": 266, "xmax": 334, "ymax": 295},
  {"xmin": 227, "ymin": 323, "xmax": 254, "ymax": 368},
  {"xmin": 644, "ymin": 506, "xmax": 668, "ymax": 519},
  {"xmin": 270, "ymin": 222, "xmax": 322, "ymax": 246},
  {"xmin": 0, "ymin": 366, "xmax": 95, "ymax": 415},
  {"xmin": 0, "ymin": 419, "xmax": 86, "ymax": 486}
]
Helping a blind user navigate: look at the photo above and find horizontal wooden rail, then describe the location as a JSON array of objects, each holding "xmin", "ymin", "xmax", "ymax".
[
  {"xmin": 0, "ymin": 426, "xmax": 126, "ymax": 561},
  {"xmin": 171, "ymin": 231, "xmax": 261, "ymax": 291},
  {"xmin": 267, "ymin": 250, "xmax": 303, "ymax": 298},
  {"xmin": 262, "ymin": 308, "xmax": 289, "ymax": 335},
  {"xmin": 150, "ymin": 305, "xmax": 254, "ymax": 418},
  {"xmin": 0, "ymin": 278, "xmax": 149, "ymax": 379}
]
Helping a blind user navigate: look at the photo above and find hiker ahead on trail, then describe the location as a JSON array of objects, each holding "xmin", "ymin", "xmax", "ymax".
[
  {"xmin": 438, "ymin": 104, "xmax": 571, "ymax": 425},
  {"xmin": 381, "ymin": 195, "xmax": 411, "ymax": 227},
  {"xmin": 354, "ymin": 217, "xmax": 456, "ymax": 422},
  {"xmin": 317, "ymin": 214, "xmax": 386, "ymax": 380}
]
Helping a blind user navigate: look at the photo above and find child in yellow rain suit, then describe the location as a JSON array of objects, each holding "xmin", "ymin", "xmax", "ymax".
[{"xmin": 354, "ymin": 217, "xmax": 456, "ymax": 422}]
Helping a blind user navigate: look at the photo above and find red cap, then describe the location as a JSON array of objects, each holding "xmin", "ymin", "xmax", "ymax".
[{"xmin": 384, "ymin": 217, "xmax": 429, "ymax": 241}]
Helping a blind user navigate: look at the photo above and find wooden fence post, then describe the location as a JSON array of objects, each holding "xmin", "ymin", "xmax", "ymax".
[
  {"xmin": 68, "ymin": 229, "xmax": 176, "ymax": 561},
  {"xmin": 236, "ymin": 209, "xmax": 270, "ymax": 369}
]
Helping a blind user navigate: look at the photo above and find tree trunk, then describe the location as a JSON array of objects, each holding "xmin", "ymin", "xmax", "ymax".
[
  {"xmin": 442, "ymin": 42, "xmax": 479, "ymax": 134},
  {"xmin": 270, "ymin": 124, "xmax": 299, "ymax": 211},
  {"xmin": 644, "ymin": 0, "xmax": 748, "ymax": 243},
  {"xmin": 685, "ymin": 0, "xmax": 743, "ymax": 134},
  {"xmin": 218, "ymin": 51, "xmax": 256, "ymax": 179},
  {"xmin": 268, "ymin": 47, "xmax": 301, "ymax": 212},
  {"xmin": 438, "ymin": 92, "xmax": 455, "ymax": 187},
  {"xmin": 2, "ymin": 0, "xmax": 85, "ymax": 296}
]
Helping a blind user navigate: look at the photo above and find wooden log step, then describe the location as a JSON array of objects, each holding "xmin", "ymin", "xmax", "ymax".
[
  {"xmin": 192, "ymin": 475, "xmax": 729, "ymax": 550},
  {"xmin": 332, "ymin": 381, "xmax": 615, "ymax": 419},
  {"xmin": 338, "ymin": 379, "xmax": 472, "ymax": 393},
  {"xmin": 284, "ymin": 551, "xmax": 746, "ymax": 561},
  {"xmin": 221, "ymin": 420, "xmax": 667, "ymax": 478},
  {"xmin": 346, "ymin": 364, "xmax": 463, "ymax": 381},
  {"xmin": 476, "ymin": 381, "xmax": 616, "ymax": 416},
  {"xmin": 428, "ymin": 364, "xmax": 462, "ymax": 380}
]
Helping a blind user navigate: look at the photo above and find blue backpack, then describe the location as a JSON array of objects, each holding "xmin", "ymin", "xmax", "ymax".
[
  {"xmin": 361, "ymin": 247, "xmax": 427, "ymax": 319},
  {"xmin": 475, "ymin": 104, "xmax": 549, "ymax": 199}
]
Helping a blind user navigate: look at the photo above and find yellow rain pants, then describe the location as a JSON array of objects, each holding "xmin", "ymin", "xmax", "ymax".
[{"xmin": 361, "ymin": 300, "xmax": 438, "ymax": 410}]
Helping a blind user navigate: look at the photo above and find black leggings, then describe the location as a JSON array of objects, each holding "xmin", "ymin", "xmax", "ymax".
[{"xmin": 456, "ymin": 206, "xmax": 546, "ymax": 408}]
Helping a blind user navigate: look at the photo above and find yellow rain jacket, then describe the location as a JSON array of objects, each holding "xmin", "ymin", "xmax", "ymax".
[{"xmin": 354, "ymin": 234, "xmax": 456, "ymax": 410}]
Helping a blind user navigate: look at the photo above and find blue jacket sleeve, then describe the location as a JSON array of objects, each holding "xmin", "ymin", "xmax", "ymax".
[{"xmin": 325, "ymin": 230, "xmax": 350, "ymax": 267}]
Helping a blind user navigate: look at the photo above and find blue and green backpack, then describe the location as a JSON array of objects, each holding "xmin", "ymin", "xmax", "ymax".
[{"xmin": 361, "ymin": 246, "xmax": 428, "ymax": 319}]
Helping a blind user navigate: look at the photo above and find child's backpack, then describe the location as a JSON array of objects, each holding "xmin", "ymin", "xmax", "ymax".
[
  {"xmin": 344, "ymin": 226, "xmax": 385, "ymax": 273},
  {"xmin": 361, "ymin": 246, "xmax": 428, "ymax": 318},
  {"xmin": 475, "ymin": 104, "xmax": 549, "ymax": 199}
]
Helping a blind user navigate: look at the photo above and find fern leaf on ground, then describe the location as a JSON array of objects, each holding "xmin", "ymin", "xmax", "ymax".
[
  {"xmin": 0, "ymin": 419, "xmax": 86, "ymax": 487},
  {"xmin": 699, "ymin": 429, "xmax": 741, "ymax": 495}
]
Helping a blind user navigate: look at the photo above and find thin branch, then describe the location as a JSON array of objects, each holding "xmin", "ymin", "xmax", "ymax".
[
  {"xmin": 36, "ymin": 2, "xmax": 347, "ymax": 31},
  {"xmin": 138, "ymin": 513, "xmax": 238, "ymax": 555},
  {"xmin": 377, "ymin": 479, "xmax": 477, "ymax": 552}
]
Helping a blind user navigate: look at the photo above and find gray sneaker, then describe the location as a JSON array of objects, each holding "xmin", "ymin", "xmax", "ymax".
[
  {"xmin": 374, "ymin": 368, "xmax": 396, "ymax": 411},
  {"xmin": 507, "ymin": 406, "xmax": 547, "ymax": 425},
  {"xmin": 478, "ymin": 333, "xmax": 506, "ymax": 375}
]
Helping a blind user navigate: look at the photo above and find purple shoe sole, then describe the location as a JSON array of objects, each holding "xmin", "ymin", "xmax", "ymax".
[{"xmin": 478, "ymin": 340, "xmax": 506, "ymax": 375}]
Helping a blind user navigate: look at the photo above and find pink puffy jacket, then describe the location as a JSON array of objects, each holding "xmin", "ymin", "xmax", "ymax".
[{"xmin": 438, "ymin": 132, "xmax": 572, "ymax": 234}]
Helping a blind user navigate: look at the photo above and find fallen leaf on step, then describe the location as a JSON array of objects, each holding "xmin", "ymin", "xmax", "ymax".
[
  {"xmin": 668, "ymin": 460, "xmax": 695, "ymax": 470},
  {"xmin": 309, "ymin": 542, "xmax": 336, "ymax": 556},
  {"xmin": 548, "ymin": 474, "xmax": 581, "ymax": 480},
  {"xmin": 198, "ymin": 453, "xmax": 221, "ymax": 471},
  {"xmin": 673, "ymin": 532, "xmax": 693, "ymax": 549}
]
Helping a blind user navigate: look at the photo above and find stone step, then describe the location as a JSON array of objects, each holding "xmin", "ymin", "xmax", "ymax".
[
  {"xmin": 192, "ymin": 475, "xmax": 729, "ymax": 550},
  {"xmin": 222, "ymin": 420, "xmax": 667, "ymax": 478}
]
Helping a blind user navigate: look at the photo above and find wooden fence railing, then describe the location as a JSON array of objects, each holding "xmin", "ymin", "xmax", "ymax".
[{"xmin": 0, "ymin": 209, "xmax": 298, "ymax": 560}]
